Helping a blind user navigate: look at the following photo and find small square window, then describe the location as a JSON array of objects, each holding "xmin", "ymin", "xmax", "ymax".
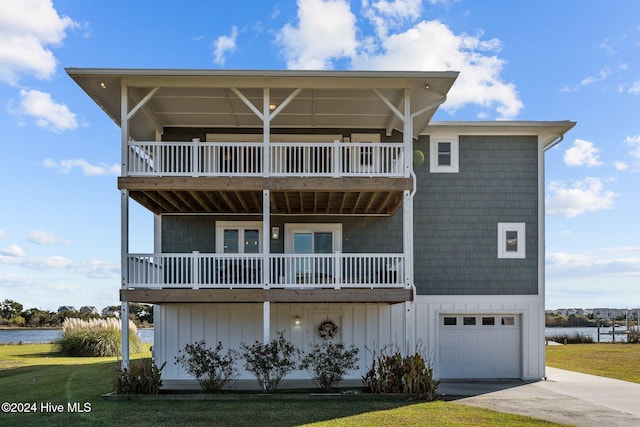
[
  {"xmin": 430, "ymin": 135, "xmax": 459, "ymax": 173},
  {"xmin": 443, "ymin": 317, "xmax": 457, "ymax": 326},
  {"xmin": 463, "ymin": 316, "xmax": 476, "ymax": 326},
  {"xmin": 482, "ymin": 317, "xmax": 495, "ymax": 326},
  {"xmin": 498, "ymin": 223, "xmax": 526, "ymax": 259}
]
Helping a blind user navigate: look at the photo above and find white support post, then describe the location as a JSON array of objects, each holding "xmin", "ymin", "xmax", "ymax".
[
  {"xmin": 121, "ymin": 189, "xmax": 130, "ymax": 369},
  {"xmin": 263, "ymin": 88, "xmax": 271, "ymax": 177},
  {"xmin": 120, "ymin": 81, "xmax": 130, "ymax": 369},
  {"xmin": 402, "ymin": 87, "xmax": 415, "ymax": 354},
  {"xmin": 263, "ymin": 301, "xmax": 270, "ymax": 344},
  {"xmin": 263, "ymin": 190, "xmax": 270, "ymax": 288}
]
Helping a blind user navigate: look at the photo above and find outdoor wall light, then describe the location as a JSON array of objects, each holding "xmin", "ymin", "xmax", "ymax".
[
  {"xmin": 294, "ymin": 315, "xmax": 301, "ymax": 326},
  {"xmin": 271, "ymin": 226, "xmax": 280, "ymax": 240}
]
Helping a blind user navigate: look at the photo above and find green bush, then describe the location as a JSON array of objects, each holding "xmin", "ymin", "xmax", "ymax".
[
  {"xmin": 300, "ymin": 341, "xmax": 359, "ymax": 392},
  {"xmin": 57, "ymin": 318, "xmax": 141, "ymax": 357},
  {"xmin": 114, "ymin": 358, "xmax": 165, "ymax": 395},
  {"xmin": 175, "ymin": 341, "xmax": 238, "ymax": 393},
  {"xmin": 363, "ymin": 348, "xmax": 440, "ymax": 401},
  {"xmin": 241, "ymin": 331, "xmax": 300, "ymax": 393}
]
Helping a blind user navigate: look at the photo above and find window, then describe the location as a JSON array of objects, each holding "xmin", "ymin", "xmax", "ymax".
[
  {"xmin": 501, "ymin": 316, "xmax": 515, "ymax": 326},
  {"xmin": 497, "ymin": 223, "xmax": 526, "ymax": 259},
  {"xmin": 443, "ymin": 317, "xmax": 457, "ymax": 326},
  {"xmin": 284, "ymin": 224, "xmax": 342, "ymax": 284},
  {"xmin": 429, "ymin": 135, "xmax": 459, "ymax": 173},
  {"xmin": 482, "ymin": 317, "xmax": 495, "ymax": 326},
  {"xmin": 463, "ymin": 316, "xmax": 476, "ymax": 326},
  {"xmin": 216, "ymin": 221, "xmax": 262, "ymax": 253}
]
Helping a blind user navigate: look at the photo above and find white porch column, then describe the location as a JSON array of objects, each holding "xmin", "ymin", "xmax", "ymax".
[
  {"xmin": 263, "ymin": 88, "xmax": 270, "ymax": 177},
  {"xmin": 402, "ymin": 87, "xmax": 415, "ymax": 354},
  {"xmin": 263, "ymin": 301, "xmax": 270, "ymax": 343},
  {"xmin": 263, "ymin": 190, "xmax": 270, "ymax": 287},
  {"xmin": 121, "ymin": 192, "xmax": 130, "ymax": 368},
  {"xmin": 120, "ymin": 81, "xmax": 130, "ymax": 369}
]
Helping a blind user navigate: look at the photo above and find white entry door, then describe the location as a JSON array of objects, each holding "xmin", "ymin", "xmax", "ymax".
[{"xmin": 438, "ymin": 314, "xmax": 521, "ymax": 379}]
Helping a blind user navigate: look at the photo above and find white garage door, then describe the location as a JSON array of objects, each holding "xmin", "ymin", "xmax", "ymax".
[{"xmin": 438, "ymin": 314, "xmax": 521, "ymax": 379}]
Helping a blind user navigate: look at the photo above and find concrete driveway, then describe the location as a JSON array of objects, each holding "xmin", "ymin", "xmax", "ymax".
[{"xmin": 439, "ymin": 367, "xmax": 640, "ymax": 426}]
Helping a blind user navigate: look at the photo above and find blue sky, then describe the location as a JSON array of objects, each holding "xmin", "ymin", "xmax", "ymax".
[{"xmin": 0, "ymin": 0, "xmax": 639, "ymax": 312}]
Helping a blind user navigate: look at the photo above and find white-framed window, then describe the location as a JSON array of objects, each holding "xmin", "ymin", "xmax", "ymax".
[
  {"xmin": 497, "ymin": 222, "xmax": 526, "ymax": 259},
  {"xmin": 215, "ymin": 221, "xmax": 262, "ymax": 253},
  {"xmin": 429, "ymin": 135, "xmax": 459, "ymax": 173},
  {"xmin": 283, "ymin": 223, "xmax": 342, "ymax": 284},
  {"xmin": 284, "ymin": 223, "xmax": 342, "ymax": 254}
]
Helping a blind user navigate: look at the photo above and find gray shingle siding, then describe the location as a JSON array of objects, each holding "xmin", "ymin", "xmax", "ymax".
[
  {"xmin": 160, "ymin": 133, "xmax": 539, "ymax": 296},
  {"xmin": 414, "ymin": 135, "xmax": 539, "ymax": 295}
]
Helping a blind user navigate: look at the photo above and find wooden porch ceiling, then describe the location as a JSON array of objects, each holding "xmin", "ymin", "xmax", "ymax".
[
  {"xmin": 121, "ymin": 288, "xmax": 413, "ymax": 304},
  {"xmin": 119, "ymin": 176, "xmax": 412, "ymax": 216}
]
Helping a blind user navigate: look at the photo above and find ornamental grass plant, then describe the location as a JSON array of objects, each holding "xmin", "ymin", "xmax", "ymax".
[{"xmin": 57, "ymin": 317, "xmax": 141, "ymax": 357}]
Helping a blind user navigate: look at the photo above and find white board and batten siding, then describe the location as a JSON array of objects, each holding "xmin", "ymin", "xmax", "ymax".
[
  {"xmin": 413, "ymin": 295, "xmax": 545, "ymax": 381},
  {"xmin": 154, "ymin": 302, "xmax": 407, "ymax": 384}
]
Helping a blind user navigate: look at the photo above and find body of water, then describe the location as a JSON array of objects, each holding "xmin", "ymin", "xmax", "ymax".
[
  {"xmin": 545, "ymin": 326, "xmax": 630, "ymax": 343},
  {"xmin": 0, "ymin": 328, "xmax": 154, "ymax": 344},
  {"xmin": 0, "ymin": 327, "xmax": 628, "ymax": 345}
]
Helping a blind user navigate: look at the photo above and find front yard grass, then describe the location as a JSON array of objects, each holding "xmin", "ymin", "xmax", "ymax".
[
  {"xmin": 0, "ymin": 344, "xmax": 561, "ymax": 427},
  {"xmin": 546, "ymin": 343, "xmax": 640, "ymax": 383}
]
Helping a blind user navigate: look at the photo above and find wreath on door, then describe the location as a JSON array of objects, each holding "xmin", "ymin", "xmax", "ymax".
[{"xmin": 318, "ymin": 319, "xmax": 339, "ymax": 340}]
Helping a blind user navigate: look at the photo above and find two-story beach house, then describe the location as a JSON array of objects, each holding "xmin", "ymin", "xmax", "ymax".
[{"xmin": 67, "ymin": 68, "xmax": 574, "ymax": 387}]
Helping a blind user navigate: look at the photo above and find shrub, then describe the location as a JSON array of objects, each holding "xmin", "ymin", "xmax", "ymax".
[
  {"xmin": 241, "ymin": 331, "xmax": 300, "ymax": 393},
  {"xmin": 363, "ymin": 348, "xmax": 440, "ymax": 401},
  {"xmin": 546, "ymin": 332, "xmax": 594, "ymax": 344},
  {"xmin": 627, "ymin": 329, "xmax": 639, "ymax": 344},
  {"xmin": 57, "ymin": 317, "xmax": 141, "ymax": 357},
  {"xmin": 114, "ymin": 358, "xmax": 165, "ymax": 395},
  {"xmin": 300, "ymin": 341, "xmax": 359, "ymax": 392},
  {"xmin": 175, "ymin": 341, "xmax": 238, "ymax": 393}
]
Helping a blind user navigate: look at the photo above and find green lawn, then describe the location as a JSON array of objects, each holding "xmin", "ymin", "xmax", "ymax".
[
  {"xmin": 546, "ymin": 343, "xmax": 640, "ymax": 383},
  {"xmin": 0, "ymin": 344, "xmax": 561, "ymax": 427}
]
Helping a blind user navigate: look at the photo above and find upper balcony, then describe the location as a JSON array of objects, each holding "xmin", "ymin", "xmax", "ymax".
[
  {"xmin": 119, "ymin": 140, "xmax": 413, "ymax": 216},
  {"xmin": 126, "ymin": 140, "xmax": 405, "ymax": 178}
]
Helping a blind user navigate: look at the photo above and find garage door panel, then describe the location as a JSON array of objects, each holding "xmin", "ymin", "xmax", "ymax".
[{"xmin": 439, "ymin": 314, "xmax": 521, "ymax": 379}]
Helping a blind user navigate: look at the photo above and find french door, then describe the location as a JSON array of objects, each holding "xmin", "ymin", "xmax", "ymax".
[{"xmin": 284, "ymin": 224, "xmax": 341, "ymax": 285}]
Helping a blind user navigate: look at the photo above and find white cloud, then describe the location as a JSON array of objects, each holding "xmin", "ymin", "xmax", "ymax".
[
  {"xmin": 14, "ymin": 89, "xmax": 77, "ymax": 132},
  {"xmin": 580, "ymin": 68, "xmax": 610, "ymax": 86},
  {"xmin": 1, "ymin": 244, "xmax": 25, "ymax": 257},
  {"xmin": 563, "ymin": 139, "xmax": 603, "ymax": 167},
  {"xmin": 625, "ymin": 135, "xmax": 640, "ymax": 160},
  {"xmin": 212, "ymin": 26, "xmax": 238, "ymax": 66},
  {"xmin": 0, "ymin": 252, "xmax": 118, "ymax": 280},
  {"xmin": 0, "ymin": 0, "xmax": 77, "ymax": 84},
  {"xmin": 276, "ymin": 1, "xmax": 522, "ymax": 119},
  {"xmin": 277, "ymin": 0, "xmax": 357, "ymax": 69},
  {"xmin": 546, "ymin": 177, "xmax": 619, "ymax": 218},
  {"xmin": 0, "ymin": 229, "xmax": 7, "ymax": 239},
  {"xmin": 628, "ymin": 80, "xmax": 640, "ymax": 95},
  {"xmin": 28, "ymin": 230, "xmax": 70, "ymax": 245},
  {"xmin": 42, "ymin": 158, "xmax": 120, "ymax": 176},
  {"xmin": 363, "ymin": 0, "xmax": 423, "ymax": 38},
  {"xmin": 614, "ymin": 161, "xmax": 628, "ymax": 171},
  {"xmin": 547, "ymin": 249, "xmax": 640, "ymax": 276},
  {"xmin": 353, "ymin": 21, "xmax": 522, "ymax": 119}
]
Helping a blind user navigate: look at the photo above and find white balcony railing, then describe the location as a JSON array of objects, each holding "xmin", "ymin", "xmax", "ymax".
[
  {"xmin": 126, "ymin": 253, "xmax": 405, "ymax": 289},
  {"xmin": 126, "ymin": 141, "xmax": 404, "ymax": 177}
]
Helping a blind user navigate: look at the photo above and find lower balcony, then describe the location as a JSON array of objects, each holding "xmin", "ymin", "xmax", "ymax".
[{"xmin": 122, "ymin": 253, "xmax": 412, "ymax": 304}]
